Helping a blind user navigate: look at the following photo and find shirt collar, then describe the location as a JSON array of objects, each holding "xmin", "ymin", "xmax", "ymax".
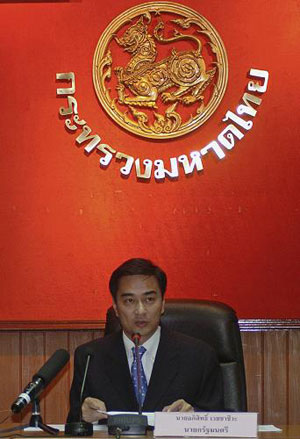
[{"xmin": 123, "ymin": 326, "xmax": 161, "ymax": 358}]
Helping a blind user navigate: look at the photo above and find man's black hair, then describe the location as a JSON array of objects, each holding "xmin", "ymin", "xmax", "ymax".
[{"xmin": 109, "ymin": 258, "xmax": 167, "ymax": 300}]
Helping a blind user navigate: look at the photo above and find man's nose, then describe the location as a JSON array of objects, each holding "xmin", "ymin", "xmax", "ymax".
[{"xmin": 135, "ymin": 300, "xmax": 146, "ymax": 314}]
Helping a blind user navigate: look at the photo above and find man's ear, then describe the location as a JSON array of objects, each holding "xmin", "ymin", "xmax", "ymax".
[
  {"xmin": 113, "ymin": 301, "xmax": 119, "ymax": 318},
  {"xmin": 161, "ymin": 299, "xmax": 165, "ymax": 315}
]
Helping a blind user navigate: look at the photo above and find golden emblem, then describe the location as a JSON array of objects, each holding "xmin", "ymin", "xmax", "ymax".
[{"xmin": 93, "ymin": 2, "xmax": 228, "ymax": 139}]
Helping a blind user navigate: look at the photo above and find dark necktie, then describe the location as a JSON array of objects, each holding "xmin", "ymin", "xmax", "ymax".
[{"xmin": 131, "ymin": 346, "xmax": 148, "ymax": 407}]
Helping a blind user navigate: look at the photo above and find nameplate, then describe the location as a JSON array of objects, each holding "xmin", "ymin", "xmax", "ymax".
[{"xmin": 154, "ymin": 412, "xmax": 258, "ymax": 437}]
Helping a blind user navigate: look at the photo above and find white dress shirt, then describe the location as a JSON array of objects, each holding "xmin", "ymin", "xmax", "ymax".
[{"xmin": 123, "ymin": 327, "xmax": 161, "ymax": 384}]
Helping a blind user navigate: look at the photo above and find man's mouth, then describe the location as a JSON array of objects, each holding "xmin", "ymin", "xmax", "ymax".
[{"xmin": 135, "ymin": 321, "xmax": 147, "ymax": 328}]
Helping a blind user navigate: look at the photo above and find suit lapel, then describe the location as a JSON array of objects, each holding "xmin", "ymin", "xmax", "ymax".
[
  {"xmin": 143, "ymin": 328, "xmax": 179, "ymax": 410},
  {"xmin": 104, "ymin": 332, "xmax": 137, "ymax": 409}
]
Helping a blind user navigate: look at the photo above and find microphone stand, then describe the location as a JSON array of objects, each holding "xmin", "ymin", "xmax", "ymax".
[
  {"xmin": 0, "ymin": 398, "xmax": 58, "ymax": 436},
  {"xmin": 65, "ymin": 354, "xmax": 93, "ymax": 436},
  {"xmin": 28, "ymin": 398, "xmax": 59, "ymax": 434}
]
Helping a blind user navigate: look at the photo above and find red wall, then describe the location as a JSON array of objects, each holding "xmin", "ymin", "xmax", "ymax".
[{"xmin": 0, "ymin": 0, "xmax": 299, "ymax": 320}]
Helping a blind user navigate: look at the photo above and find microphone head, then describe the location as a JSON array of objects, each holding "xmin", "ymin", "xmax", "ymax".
[
  {"xmin": 84, "ymin": 348, "xmax": 94, "ymax": 359},
  {"xmin": 33, "ymin": 349, "xmax": 70, "ymax": 386},
  {"xmin": 131, "ymin": 333, "xmax": 141, "ymax": 346}
]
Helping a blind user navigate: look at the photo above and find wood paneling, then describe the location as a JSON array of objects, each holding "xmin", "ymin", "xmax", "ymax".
[
  {"xmin": 0, "ymin": 326, "xmax": 299, "ymax": 425},
  {"xmin": 0, "ymin": 332, "xmax": 21, "ymax": 423},
  {"xmin": 288, "ymin": 330, "xmax": 300, "ymax": 424},
  {"xmin": 0, "ymin": 322, "xmax": 105, "ymax": 330},
  {"xmin": 263, "ymin": 331, "xmax": 288, "ymax": 425},
  {"xmin": 241, "ymin": 331, "xmax": 264, "ymax": 423}
]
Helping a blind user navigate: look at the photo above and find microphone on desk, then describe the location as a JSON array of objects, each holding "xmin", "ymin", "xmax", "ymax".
[
  {"xmin": 11, "ymin": 349, "xmax": 70, "ymax": 413},
  {"xmin": 65, "ymin": 350, "xmax": 93, "ymax": 436},
  {"xmin": 107, "ymin": 332, "xmax": 148, "ymax": 436}
]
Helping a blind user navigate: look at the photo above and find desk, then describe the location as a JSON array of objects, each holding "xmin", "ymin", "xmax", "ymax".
[{"xmin": 1, "ymin": 426, "xmax": 299, "ymax": 439}]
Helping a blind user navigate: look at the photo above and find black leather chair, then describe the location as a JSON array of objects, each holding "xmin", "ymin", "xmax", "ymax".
[{"xmin": 104, "ymin": 299, "xmax": 247, "ymax": 412}]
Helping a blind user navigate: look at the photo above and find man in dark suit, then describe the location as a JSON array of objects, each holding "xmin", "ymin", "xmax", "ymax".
[{"xmin": 67, "ymin": 258, "xmax": 224, "ymax": 423}]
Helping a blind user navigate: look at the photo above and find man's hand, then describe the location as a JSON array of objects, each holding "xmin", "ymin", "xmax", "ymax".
[
  {"xmin": 162, "ymin": 399, "xmax": 194, "ymax": 412},
  {"xmin": 81, "ymin": 397, "xmax": 108, "ymax": 423}
]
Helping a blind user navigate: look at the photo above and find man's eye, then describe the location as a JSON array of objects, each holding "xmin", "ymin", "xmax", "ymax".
[
  {"xmin": 145, "ymin": 296, "xmax": 155, "ymax": 303},
  {"xmin": 124, "ymin": 298, "xmax": 134, "ymax": 304}
]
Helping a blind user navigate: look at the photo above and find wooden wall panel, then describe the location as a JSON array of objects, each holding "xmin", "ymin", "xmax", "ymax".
[
  {"xmin": 0, "ymin": 327, "xmax": 299, "ymax": 426},
  {"xmin": 0, "ymin": 332, "xmax": 21, "ymax": 423},
  {"xmin": 288, "ymin": 330, "xmax": 300, "ymax": 424},
  {"xmin": 263, "ymin": 331, "xmax": 288, "ymax": 425},
  {"xmin": 241, "ymin": 331, "xmax": 263, "ymax": 424},
  {"xmin": 92, "ymin": 330, "xmax": 104, "ymax": 340}
]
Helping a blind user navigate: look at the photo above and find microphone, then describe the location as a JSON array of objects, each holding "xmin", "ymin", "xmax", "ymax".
[
  {"xmin": 65, "ymin": 350, "xmax": 93, "ymax": 436},
  {"xmin": 11, "ymin": 349, "xmax": 70, "ymax": 413},
  {"xmin": 131, "ymin": 333, "xmax": 141, "ymax": 346}
]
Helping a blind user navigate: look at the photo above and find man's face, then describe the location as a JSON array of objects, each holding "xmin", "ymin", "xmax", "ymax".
[{"xmin": 113, "ymin": 274, "xmax": 165, "ymax": 344}]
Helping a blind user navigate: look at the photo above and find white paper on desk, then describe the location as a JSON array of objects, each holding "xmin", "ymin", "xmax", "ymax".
[
  {"xmin": 258, "ymin": 425, "xmax": 282, "ymax": 432},
  {"xmin": 107, "ymin": 411, "xmax": 155, "ymax": 426},
  {"xmin": 24, "ymin": 425, "xmax": 63, "ymax": 432}
]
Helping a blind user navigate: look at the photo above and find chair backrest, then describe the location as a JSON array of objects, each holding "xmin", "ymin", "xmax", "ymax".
[{"xmin": 104, "ymin": 299, "xmax": 247, "ymax": 412}]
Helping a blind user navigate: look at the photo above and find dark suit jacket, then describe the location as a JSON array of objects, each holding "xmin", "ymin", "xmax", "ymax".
[{"xmin": 67, "ymin": 327, "xmax": 224, "ymax": 422}]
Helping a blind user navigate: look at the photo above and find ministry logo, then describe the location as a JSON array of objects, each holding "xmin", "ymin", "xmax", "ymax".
[
  {"xmin": 92, "ymin": 2, "xmax": 228, "ymax": 139},
  {"xmin": 56, "ymin": 2, "xmax": 268, "ymax": 182}
]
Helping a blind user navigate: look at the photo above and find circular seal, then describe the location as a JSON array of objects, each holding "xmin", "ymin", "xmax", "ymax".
[{"xmin": 93, "ymin": 2, "xmax": 228, "ymax": 139}]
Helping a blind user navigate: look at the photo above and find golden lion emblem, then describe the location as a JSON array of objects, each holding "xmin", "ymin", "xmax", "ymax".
[
  {"xmin": 114, "ymin": 16, "xmax": 216, "ymax": 108},
  {"xmin": 93, "ymin": 2, "xmax": 228, "ymax": 139}
]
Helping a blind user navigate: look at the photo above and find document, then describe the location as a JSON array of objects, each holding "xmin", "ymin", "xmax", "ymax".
[{"xmin": 258, "ymin": 425, "xmax": 282, "ymax": 432}]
